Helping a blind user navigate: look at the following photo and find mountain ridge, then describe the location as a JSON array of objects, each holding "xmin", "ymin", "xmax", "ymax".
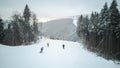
[{"xmin": 39, "ymin": 18, "xmax": 80, "ymax": 41}]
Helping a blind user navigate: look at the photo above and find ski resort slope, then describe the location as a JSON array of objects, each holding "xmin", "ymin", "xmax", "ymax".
[{"xmin": 0, "ymin": 38, "xmax": 119, "ymax": 68}]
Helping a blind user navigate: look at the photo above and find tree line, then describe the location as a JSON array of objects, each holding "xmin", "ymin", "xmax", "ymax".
[
  {"xmin": 0, "ymin": 4, "xmax": 39, "ymax": 46},
  {"xmin": 77, "ymin": 0, "xmax": 120, "ymax": 61}
]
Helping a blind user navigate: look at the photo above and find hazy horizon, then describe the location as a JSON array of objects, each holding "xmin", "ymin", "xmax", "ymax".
[{"xmin": 0, "ymin": 0, "xmax": 120, "ymax": 22}]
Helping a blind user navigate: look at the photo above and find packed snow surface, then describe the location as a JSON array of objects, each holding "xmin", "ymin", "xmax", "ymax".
[{"xmin": 0, "ymin": 38, "xmax": 119, "ymax": 68}]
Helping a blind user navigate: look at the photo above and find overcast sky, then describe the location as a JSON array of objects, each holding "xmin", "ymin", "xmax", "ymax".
[{"xmin": 0, "ymin": 0, "xmax": 120, "ymax": 22}]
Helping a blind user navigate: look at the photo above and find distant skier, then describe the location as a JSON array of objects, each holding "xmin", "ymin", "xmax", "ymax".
[
  {"xmin": 40, "ymin": 47, "xmax": 44, "ymax": 53},
  {"xmin": 62, "ymin": 44, "xmax": 65, "ymax": 49},
  {"xmin": 47, "ymin": 43, "xmax": 49, "ymax": 47}
]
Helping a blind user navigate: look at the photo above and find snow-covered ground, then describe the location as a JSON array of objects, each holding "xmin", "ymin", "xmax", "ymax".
[{"xmin": 0, "ymin": 38, "xmax": 120, "ymax": 68}]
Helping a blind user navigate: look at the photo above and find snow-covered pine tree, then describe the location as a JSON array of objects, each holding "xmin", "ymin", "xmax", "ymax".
[
  {"xmin": 82, "ymin": 15, "xmax": 89, "ymax": 37},
  {"xmin": 23, "ymin": 4, "xmax": 34, "ymax": 44},
  {"xmin": 100, "ymin": 2, "xmax": 110, "ymax": 51},
  {"xmin": 0, "ymin": 17, "xmax": 4, "ymax": 43},
  {"xmin": 97, "ymin": 2, "xmax": 109, "ymax": 38},
  {"xmin": 77, "ymin": 15, "xmax": 83, "ymax": 37},
  {"xmin": 23, "ymin": 4, "xmax": 31, "ymax": 22},
  {"xmin": 32, "ymin": 14, "xmax": 39, "ymax": 35},
  {"xmin": 89, "ymin": 12, "xmax": 95, "ymax": 33},
  {"xmin": 109, "ymin": 0, "xmax": 119, "ymax": 25},
  {"xmin": 3, "ymin": 14, "xmax": 24, "ymax": 45},
  {"xmin": 108, "ymin": 0, "xmax": 119, "ymax": 46},
  {"xmin": 93, "ymin": 12, "xmax": 99, "ymax": 33},
  {"xmin": 109, "ymin": 0, "xmax": 120, "ymax": 52},
  {"xmin": 3, "ymin": 23, "xmax": 14, "ymax": 45},
  {"xmin": 109, "ymin": 0, "xmax": 120, "ymax": 37},
  {"xmin": 96, "ymin": 3, "xmax": 109, "ymax": 48},
  {"xmin": 12, "ymin": 14, "xmax": 23, "ymax": 45}
]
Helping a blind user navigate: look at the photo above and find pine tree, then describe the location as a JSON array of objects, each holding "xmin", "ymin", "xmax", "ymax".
[
  {"xmin": 23, "ymin": 4, "xmax": 34, "ymax": 44},
  {"xmin": 12, "ymin": 14, "xmax": 23, "ymax": 45},
  {"xmin": 3, "ymin": 14, "xmax": 23, "ymax": 45},
  {"xmin": 109, "ymin": 0, "xmax": 119, "ymax": 25},
  {"xmin": 23, "ymin": 4, "xmax": 31, "ymax": 22},
  {"xmin": 98, "ymin": 2, "xmax": 109, "ymax": 36},
  {"xmin": 100, "ymin": 2, "xmax": 108, "ymax": 21},
  {"xmin": 108, "ymin": 0, "xmax": 120, "ymax": 48},
  {"xmin": 77, "ymin": 15, "xmax": 83, "ymax": 37},
  {"xmin": 32, "ymin": 14, "xmax": 39, "ymax": 41},
  {"xmin": 89, "ymin": 12, "xmax": 95, "ymax": 33},
  {"xmin": 98, "ymin": 3, "xmax": 109, "ymax": 51},
  {"xmin": 109, "ymin": 0, "xmax": 120, "ymax": 53},
  {"xmin": 32, "ymin": 14, "xmax": 39, "ymax": 35},
  {"xmin": 3, "ymin": 23, "xmax": 14, "ymax": 45},
  {"xmin": 83, "ymin": 15, "xmax": 89, "ymax": 36},
  {"xmin": 0, "ymin": 17, "xmax": 4, "ymax": 43}
]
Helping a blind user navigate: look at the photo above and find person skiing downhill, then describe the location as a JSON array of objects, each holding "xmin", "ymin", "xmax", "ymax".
[
  {"xmin": 40, "ymin": 47, "xmax": 44, "ymax": 53},
  {"xmin": 47, "ymin": 43, "xmax": 49, "ymax": 47},
  {"xmin": 62, "ymin": 44, "xmax": 65, "ymax": 49}
]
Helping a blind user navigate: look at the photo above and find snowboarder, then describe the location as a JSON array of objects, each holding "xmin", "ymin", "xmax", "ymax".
[
  {"xmin": 62, "ymin": 44, "xmax": 65, "ymax": 49},
  {"xmin": 40, "ymin": 47, "xmax": 44, "ymax": 53},
  {"xmin": 47, "ymin": 43, "xmax": 49, "ymax": 47}
]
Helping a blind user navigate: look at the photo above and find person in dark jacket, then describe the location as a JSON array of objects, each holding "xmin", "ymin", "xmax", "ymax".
[
  {"xmin": 47, "ymin": 43, "xmax": 49, "ymax": 47},
  {"xmin": 40, "ymin": 47, "xmax": 44, "ymax": 53},
  {"xmin": 62, "ymin": 44, "xmax": 65, "ymax": 49}
]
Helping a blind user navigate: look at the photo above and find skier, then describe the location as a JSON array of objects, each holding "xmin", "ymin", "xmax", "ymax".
[
  {"xmin": 47, "ymin": 43, "xmax": 49, "ymax": 47},
  {"xmin": 62, "ymin": 44, "xmax": 65, "ymax": 49},
  {"xmin": 40, "ymin": 47, "xmax": 44, "ymax": 53}
]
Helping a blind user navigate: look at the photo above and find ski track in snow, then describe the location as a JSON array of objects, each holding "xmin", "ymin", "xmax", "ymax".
[{"xmin": 0, "ymin": 38, "xmax": 120, "ymax": 68}]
